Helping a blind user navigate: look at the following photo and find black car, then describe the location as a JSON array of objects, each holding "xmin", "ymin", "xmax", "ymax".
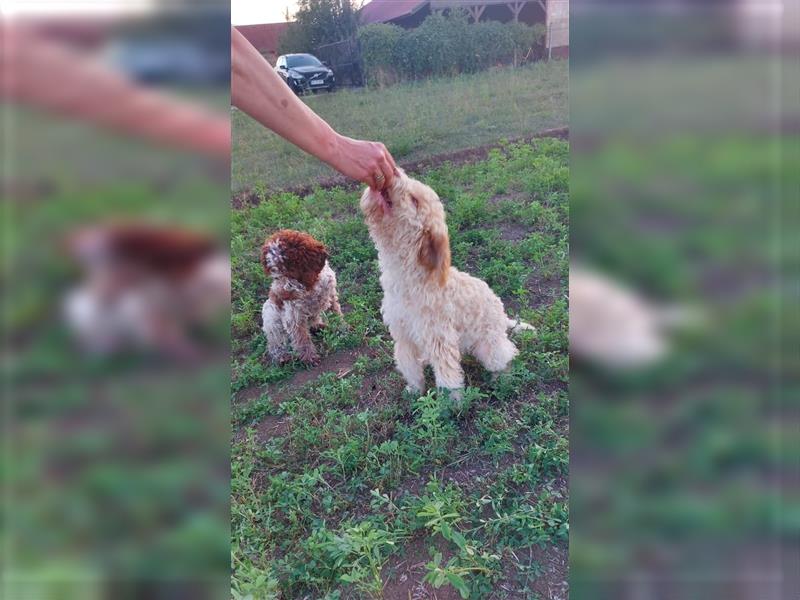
[{"xmin": 275, "ymin": 54, "xmax": 336, "ymax": 94}]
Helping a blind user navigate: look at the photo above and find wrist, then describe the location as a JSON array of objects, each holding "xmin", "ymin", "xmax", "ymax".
[{"xmin": 319, "ymin": 130, "xmax": 345, "ymax": 170}]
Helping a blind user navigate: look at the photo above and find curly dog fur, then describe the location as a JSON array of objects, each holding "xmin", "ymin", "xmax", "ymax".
[
  {"xmin": 360, "ymin": 169, "xmax": 533, "ymax": 397},
  {"xmin": 260, "ymin": 229, "xmax": 342, "ymax": 365}
]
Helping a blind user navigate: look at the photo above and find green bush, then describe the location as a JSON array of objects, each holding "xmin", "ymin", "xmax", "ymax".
[
  {"xmin": 356, "ymin": 23, "xmax": 404, "ymax": 86},
  {"xmin": 278, "ymin": 22, "xmax": 313, "ymax": 55},
  {"xmin": 357, "ymin": 11, "xmax": 545, "ymax": 86},
  {"xmin": 278, "ymin": 0, "xmax": 359, "ymax": 53},
  {"xmin": 471, "ymin": 20, "xmax": 515, "ymax": 70},
  {"xmin": 509, "ymin": 21, "xmax": 547, "ymax": 62}
]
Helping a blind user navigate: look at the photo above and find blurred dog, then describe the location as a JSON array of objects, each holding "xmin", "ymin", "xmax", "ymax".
[
  {"xmin": 360, "ymin": 169, "xmax": 533, "ymax": 398},
  {"xmin": 63, "ymin": 222, "xmax": 230, "ymax": 359},
  {"xmin": 569, "ymin": 265, "xmax": 698, "ymax": 370},
  {"xmin": 260, "ymin": 230, "xmax": 342, "ymax": 365}
]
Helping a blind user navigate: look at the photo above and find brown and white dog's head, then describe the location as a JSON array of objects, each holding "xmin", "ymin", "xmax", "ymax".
[
  {"xmin": 359, "ymin": 169, "xmax": 451, "ymax": 286},
  {"xmin": 260, "ymin": 229, "xmax": 329, "ymax": 289}
]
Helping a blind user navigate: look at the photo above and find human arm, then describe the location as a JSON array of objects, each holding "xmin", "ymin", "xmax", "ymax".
[
  {"xmin": 230, "ymin": 27, "xmax": 395, "ymax": 189},
  {"xmin": 0, "ymin": 23, "xmax": 231, "ymax": 160}
]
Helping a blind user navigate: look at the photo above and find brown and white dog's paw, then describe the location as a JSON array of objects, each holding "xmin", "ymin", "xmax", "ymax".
[
  {"xmin": 298, "ymin": 346, "xmax": 320, "ymax": 366},
  {"xmin": 268, "ymin": 350, "xmax": 293, "ymax": 365},
  {"xmin": 446, "ymin": 388, "xmax": 463, "ymax": 403}
]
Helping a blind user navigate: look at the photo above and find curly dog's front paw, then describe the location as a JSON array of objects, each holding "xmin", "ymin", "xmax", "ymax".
[
  {"xmin": 298, "ymin": 346, "xmax": 320, "ymax": 366},
  {"xmin": 267, "ymin": 349, "xmax": 292, "ymax": 365}
]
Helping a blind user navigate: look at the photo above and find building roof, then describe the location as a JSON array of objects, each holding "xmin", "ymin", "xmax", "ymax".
[
  {"xmin": 430, "ymin": 0, "xmax": 531, "ymax": 7},
  {"xmin": 234, "ymin": 22, "xmax": 291, "ymax": 54},
  {"xmin": 359, "ymin": 0, "xmax": 427, "ymax": 25}
]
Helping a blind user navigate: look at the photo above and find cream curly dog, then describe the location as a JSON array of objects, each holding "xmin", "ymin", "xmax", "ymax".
[
  {"xmin": 360, "ymin": 169, "xmax": 533, "ymax": 397},
  {"xmin": 261, "ymin": 230, "xmax": 342, "ymax": 365}
]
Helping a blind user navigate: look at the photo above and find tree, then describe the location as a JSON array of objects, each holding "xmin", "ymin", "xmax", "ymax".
[{"xmin": 279, "ymin": 0, "xmax": 361, "ymax": 54}]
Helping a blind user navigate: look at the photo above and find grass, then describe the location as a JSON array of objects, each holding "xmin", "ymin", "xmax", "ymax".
[
  {"xmin": 230, "ymin": 138, "xmax": 569, "ymax": 599},
  {"xmin": 231, "ymin": 59, "xmax": 568, "ymax": 192}
]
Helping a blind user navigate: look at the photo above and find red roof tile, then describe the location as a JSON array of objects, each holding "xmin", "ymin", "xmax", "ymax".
[
  {"xmin": 234, "ymin": 22, "xmax": 291, "ymax": 54},
  {"xmin": 359, "ymin": 0, "xmax": 427, "ymax": 25}
]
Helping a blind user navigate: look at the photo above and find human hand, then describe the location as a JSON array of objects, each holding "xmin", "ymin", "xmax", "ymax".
[{"xmin": 329, "ymin": 135, "xmax": 398, "ymax": 190}]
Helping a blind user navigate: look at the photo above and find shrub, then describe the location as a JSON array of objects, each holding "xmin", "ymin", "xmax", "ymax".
[
  {"xmin": 279, "ymin": 21, "xmax": 313, "ymax": 55},
  {"xmin": 356, "ymin": 23, "xmax": 404, "ymax": 86},
  {"xmin": 278, "ymin": 0, "xmax": 359, "ymax": 53},
  {"xmin": 471, "ymin": 20, "xmax": 515, "ymax": 70},
  {"xmin": 509, "ymin": 21, "xmax": 547, "ymax": 63},
  {"xmin": 396, "ymin": 11, "xmax": 467, "ymax": 79},
  {"xmin": 357, "ymin": 11, "xmax": 545, "ymax": 86}
]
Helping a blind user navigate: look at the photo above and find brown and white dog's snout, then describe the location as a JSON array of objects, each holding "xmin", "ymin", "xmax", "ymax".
[
  {"xmin": 361, "ymin": 187, "xmax": 393, "ymax": 219},
  {"xmin": 360, "ymin": 168, "xmax": 408, "ymax": 220}
]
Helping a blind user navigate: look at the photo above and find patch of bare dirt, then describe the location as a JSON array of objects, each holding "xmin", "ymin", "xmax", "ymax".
[
  {"xmin": 697, "ymin": 264, "xmax": 773, "ymax": 301},
  {"xmin": 234, "ymin": 385, "xmax": 265, "ymax": 406},
  {"xmin": 231, "ymin": 127, "xmax": 568, "ymax": 209},
  {"xmin": 279, "ymin": 346, "xmax": 362, "ymax": 394},
  {"xmin": 358, "ymin": 367, "xmax": 406, "ymax": 410},
  {"xmin": 526, "ymin": 273, "xmax": 565, "ymax": 309},
  {"xmin": 234, "ymin": 414, "xmax": 291, "ymax": 445},
  {"xmin": 526, "ymin": 542, "xmax": 569, "ymax": 600},
  {"xmin": 488, "ymin": 191, "xmax": 530, "ymax": 206},
  {"xmin": 234, "ymin": 345, "xmax": 365, "ymax": 406},
  {"xmin": 256, "ymin": 414, "xmax": 290, "ymax": 440},
  {"xmin": 634, "ymin": 212, "xmax": 697, "ymax": 235},
  {"xmin": 498, "ymin": 221, "xmax": 530, "ymax": 242},
  {"xmin": 382, "ymin": 535, "xmax": 460, "ymax": 600}
]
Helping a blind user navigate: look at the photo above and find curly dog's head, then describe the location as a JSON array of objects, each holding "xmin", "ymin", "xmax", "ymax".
[
  {"xmin": 261, "ymin": 229, "xmax": 329, "ymax": 289},
  {"xmin": 360, "ymin": 169, "xmax": 451, "ymax": 286},
  {"xmin": 67, "ymin": 221, "xmax": 218, "ymax": 280}
]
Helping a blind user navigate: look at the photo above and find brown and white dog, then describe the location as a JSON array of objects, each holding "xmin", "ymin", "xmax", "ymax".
[
  {"xmin": 360, "ymin": 169, "xmax": 534, "ymax": 398},
  {"xmin": 63, "ymin": 222, "xmax": 230, "ymax": 359},
  {"xmin": 260, "ymin": 229, "xmax": 342, "ymax": 365}
]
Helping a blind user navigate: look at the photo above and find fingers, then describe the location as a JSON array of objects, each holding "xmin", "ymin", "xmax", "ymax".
[
  {"xmin": 372, "ymin": 142, "xmax": 397, "ymax": 190},
  {"xmin": 363, "ymin": 145, "xmax": 391, "ymax": 190},
  {"xmin": 380, "ymin": 142, "xmax": 397, "ymax": 172},
  {"xmin": 348, "ymin": 139, "xmax": 398, "ymax": 190},
  {"xmin": 377, "ymin": 154, "xmax": 394, "ymax": 190},
  {"xmin": 365, "ymin": 173, "xmax": 379, "ymax": 190}
]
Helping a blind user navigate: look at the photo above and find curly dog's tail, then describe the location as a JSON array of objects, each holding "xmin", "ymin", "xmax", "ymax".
[{"xmin": 507, "ymin": 317, "xmax": 535, "ymax": 334}]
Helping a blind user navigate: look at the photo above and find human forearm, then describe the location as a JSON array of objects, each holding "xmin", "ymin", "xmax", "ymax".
[
  {"xmin": 230, "ymin": 27, "xmax": 396, "ymax": 189},
  {"xmin": 231, "ymin": 28, "xmax": 339, "ymax": 164},
  {"xmin": 1, "ymin": 24, "xmax": 230, "ymax": 159}
]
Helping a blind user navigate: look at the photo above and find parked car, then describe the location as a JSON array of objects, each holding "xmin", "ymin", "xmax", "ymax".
[
  {"xmin": 275, "ymin": 53, "xmax": 336, "ymax": 94},
  {"xmin": 105, "ymin": 38, "xmax": 229, "ymax": 86}
]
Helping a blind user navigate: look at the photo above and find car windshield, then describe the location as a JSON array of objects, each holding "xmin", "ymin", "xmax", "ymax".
[{"xmin": 286, "ymin": 55, "xmax": 322, "ymax": 68}]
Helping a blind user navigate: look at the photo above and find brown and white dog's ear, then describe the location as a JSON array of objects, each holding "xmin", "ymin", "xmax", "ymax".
[
  {"xmin": 276, "ymin": 230, "xmax": 329, "ymax": 289},
  {"xmin": 290, "ymin": 243, "xmax": 328, "ymax": 289},
  {"xmin": 418, "ymin": 224, "xmax": 451, "ymax": 286}
]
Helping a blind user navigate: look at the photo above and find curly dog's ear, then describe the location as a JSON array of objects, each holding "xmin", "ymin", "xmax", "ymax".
[
  {"xmin": 280, "ymin": 230, "xmax": 328, "ymax": 289},
  {"xmin": 261, "ymin": 230, "xmax": 328, "ymax": 289},
  {"xmin": 418, "ymin": 224, "xmax": 450, "ymax": 286}
]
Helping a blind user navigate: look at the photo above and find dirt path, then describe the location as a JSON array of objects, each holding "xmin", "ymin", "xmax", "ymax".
[
  {"xmin": 231, "ymin": 127, "xmax": 569, "ymax": 209},
  {"xmin": 235, "ymin": 346, "xmax": 366, "ymax": 406}
]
